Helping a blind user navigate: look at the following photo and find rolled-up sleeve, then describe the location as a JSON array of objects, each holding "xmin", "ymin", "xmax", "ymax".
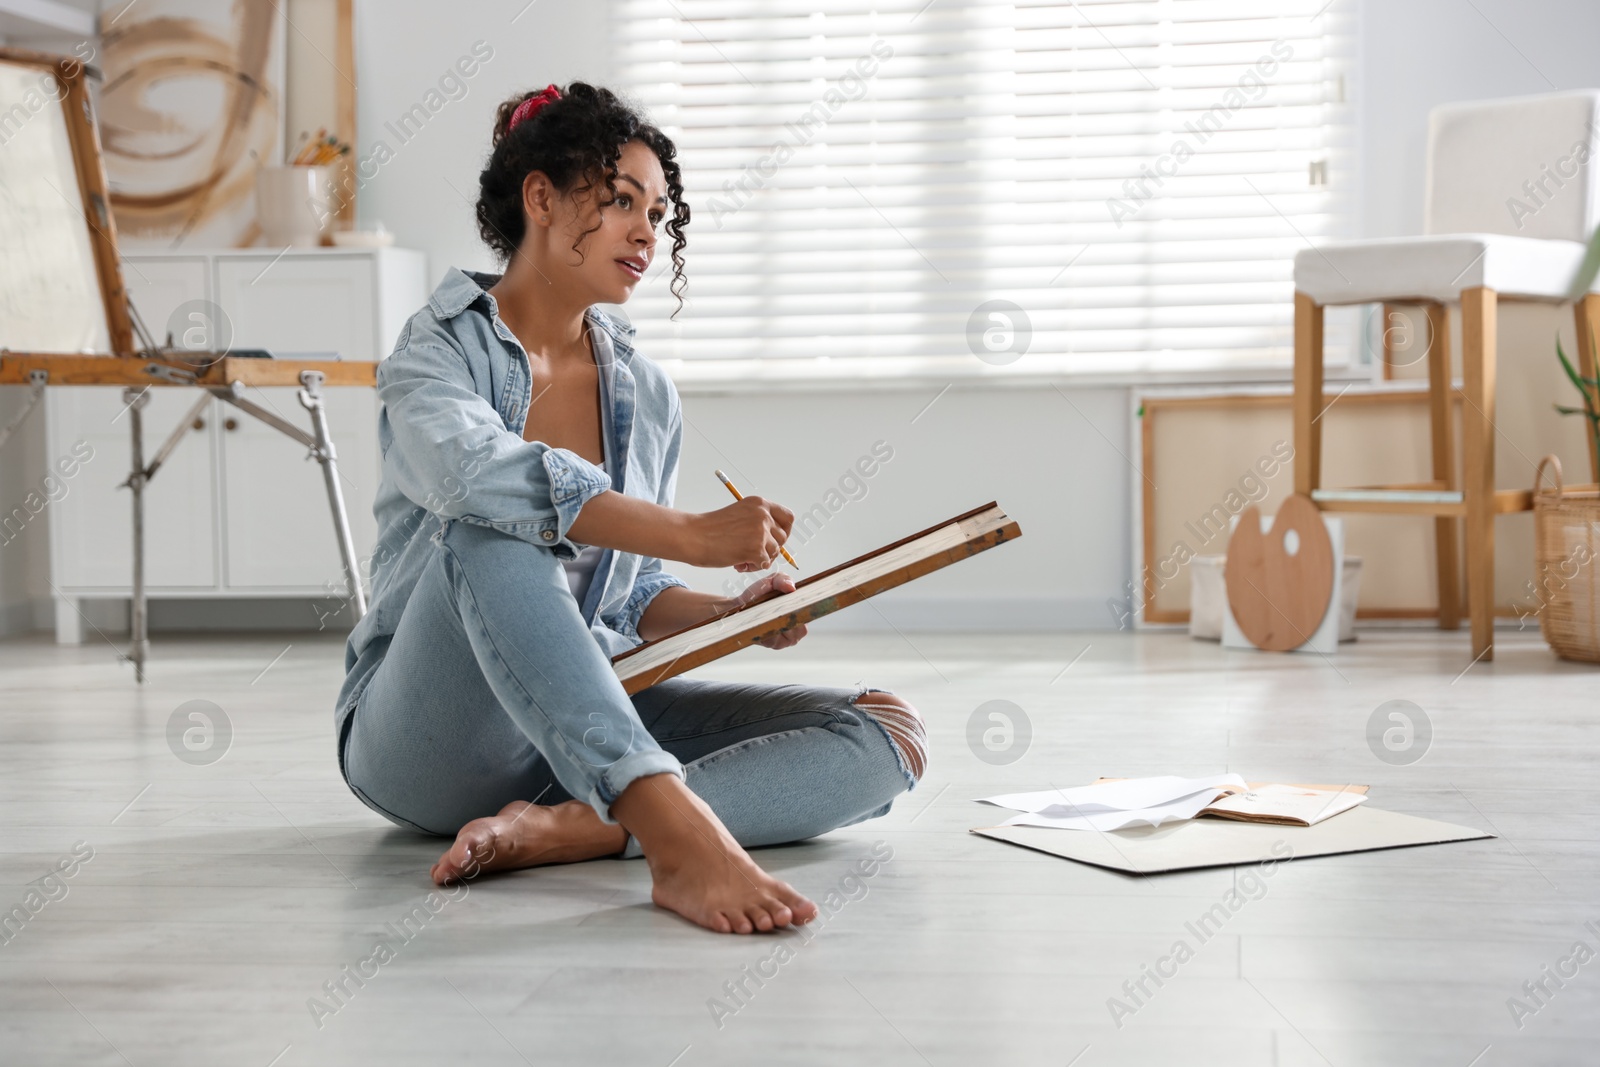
[
  {"xmin": 610, "ymin": 399, "xmax": 691, "ymax": 643},
  {"xmin": 616, "ymin": 565, "xmax": 690, "ymax": 644},
  {"xmin": 377, "ymin": 338, "xmax": 611, "ymax": 560}
]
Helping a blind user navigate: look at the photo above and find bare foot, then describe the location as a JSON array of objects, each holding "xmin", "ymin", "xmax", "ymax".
[
  {"xmin": 612, "ymin": 774, "xmax": 819, "ymax": 934},
  {"xmin": 430, "ymin": 799, "xmax": 628, "ymax": 886}
]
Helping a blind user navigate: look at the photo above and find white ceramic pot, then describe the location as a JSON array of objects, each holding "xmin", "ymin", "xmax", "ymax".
[{"xmin": 255, "ymin": 165, "xmax": 335, "ymax": 247}]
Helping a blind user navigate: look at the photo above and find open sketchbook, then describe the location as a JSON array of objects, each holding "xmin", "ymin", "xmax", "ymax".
[
  {"xmin": 1087, "ymin": 777, "xmax": 1371, "ymax": 828},
  {"xmin": 1199, "ymin": 783, "xmax": 1368, "ymax": 827},
  {"xmin": 982, "ymin": 777, "xmax": 1369, "ymax": 832},
  {"xmin": 610, "ymin": 502, "xmax": 1021, "ymax": 694}
]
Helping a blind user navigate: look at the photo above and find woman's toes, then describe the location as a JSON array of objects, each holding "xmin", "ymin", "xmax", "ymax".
[
  {"xmin": 432, "ymin": 825, "xmax": 493, "ymax": 884},
  {"xmin": 785, "ymin": 891, "xmax": 817, "ymax": 923}
]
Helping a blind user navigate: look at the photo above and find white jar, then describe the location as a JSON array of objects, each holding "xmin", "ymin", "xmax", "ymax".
[{"xmin": 255, "ymin": 164, "xmax": 335, "ymax": 247}]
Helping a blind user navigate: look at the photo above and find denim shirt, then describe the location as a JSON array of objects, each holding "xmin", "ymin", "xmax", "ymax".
[{"xmin": 334, "ymin": 267, "xmax": 690, "ymax": 734}]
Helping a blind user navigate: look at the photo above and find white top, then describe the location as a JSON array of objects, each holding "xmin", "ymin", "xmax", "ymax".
[
  {"xmin": 563, "ymin": 501, "xmax": 606, "ymax": 603},
  {"xmin": 562, "ymin": 331, "xmax": 615, "ymax": 609}
]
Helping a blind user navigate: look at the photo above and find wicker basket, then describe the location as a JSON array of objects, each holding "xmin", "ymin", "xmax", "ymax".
[{"xmin": 1533, "ymin": 456, "xmax": 1600, "ymax": 663}]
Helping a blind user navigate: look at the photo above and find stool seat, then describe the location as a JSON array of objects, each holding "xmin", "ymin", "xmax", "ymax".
[{"xmin": 1294, "ymin": 234, "xmax": 1591, "ymax": 305}]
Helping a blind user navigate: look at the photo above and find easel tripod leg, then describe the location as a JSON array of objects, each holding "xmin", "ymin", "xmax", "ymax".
[
  {"xmin": 297, "ymin": 372, "xmax": 367, "ymax": 620},
  {"xmin": 123, "ymin": 387, "xmax": 151, "ymax": 684}
]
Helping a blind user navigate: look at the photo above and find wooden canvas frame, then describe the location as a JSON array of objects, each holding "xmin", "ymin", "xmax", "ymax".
[
  {"xmin": 1138, "ymin": 390, "xmax": 1467, "ymax": 626},
  {"xmin": 0, "ymin": 47, "xmax": 134, "ymax": 355},
  {"xmin": 335, "ymin": 0, "xmax": 357, "ymax": 228}
]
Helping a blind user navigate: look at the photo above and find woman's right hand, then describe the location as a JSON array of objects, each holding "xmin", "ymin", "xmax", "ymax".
[{"xmin": 686, "ymin": 496, "xmax": 794, "ymax": 571}]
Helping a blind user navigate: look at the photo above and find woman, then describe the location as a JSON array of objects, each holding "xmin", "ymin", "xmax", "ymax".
[{"xmin": 333, "ymin": 83, "xmax": 928, "ymax": 935}]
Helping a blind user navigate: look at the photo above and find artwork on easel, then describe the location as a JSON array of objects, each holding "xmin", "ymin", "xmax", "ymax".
[
  {"xmin": 96, "ymin": 0, "xmax": 287, "ymax": 249},
  {"xmin": 0, "ymin": 50, "xmax": 133, "ymax": 355}
]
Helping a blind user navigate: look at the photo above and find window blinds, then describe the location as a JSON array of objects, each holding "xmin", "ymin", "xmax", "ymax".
[{"xmin": 612, "ymin": 0, "xmax": 1352, "ymax": 378}]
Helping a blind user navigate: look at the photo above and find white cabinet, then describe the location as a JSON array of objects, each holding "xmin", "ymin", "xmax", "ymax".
[
  {"xmin": 49, "ymin": 386, "xmax": 218, "ymax": 590},
  {"xmin": 45, "ymin": 247, "xmax": 428, "ymax": 640},
  {"xmin": 219, "ymin": 387, "xmax": 378, "ymax": 589},
  {"xmin": 214, "ymin": 256, "xmax": 378, "ymax": 360}
]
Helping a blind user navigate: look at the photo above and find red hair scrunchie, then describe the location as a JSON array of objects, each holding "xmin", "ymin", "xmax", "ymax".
[{"xmin": 507, "ymin": 84, "xmax": 561, "ymax": 134}]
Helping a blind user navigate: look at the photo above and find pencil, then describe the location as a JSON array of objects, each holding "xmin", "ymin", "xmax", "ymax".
[
  {"xmin": 714, "ymin": 469, "xmax": 798, "ymax": 570},
  {"xmin": 293, "ymin": 128, "xmax": 328, "ymax": 165}
]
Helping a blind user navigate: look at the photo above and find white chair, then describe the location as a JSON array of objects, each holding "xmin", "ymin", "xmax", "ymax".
[{"xmin": 1294, "ymin": 89, "xmax": 1600, "ymax": 661}]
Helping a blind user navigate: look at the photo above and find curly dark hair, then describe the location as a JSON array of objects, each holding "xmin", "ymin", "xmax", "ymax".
[{"xmin": 476, "ymin": 82, "xmax": 689, "ymax": 317}]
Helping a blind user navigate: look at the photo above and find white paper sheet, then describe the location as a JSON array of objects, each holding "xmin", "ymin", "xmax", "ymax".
[{"xmin": 976, "ymin": 774, "xmax": 1247, "ymax": 832}]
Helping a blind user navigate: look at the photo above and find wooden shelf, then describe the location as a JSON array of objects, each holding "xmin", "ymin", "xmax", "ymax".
[{"xmin": 1310, "ymin": 487, "xmax": 1532, "ymax": 516}]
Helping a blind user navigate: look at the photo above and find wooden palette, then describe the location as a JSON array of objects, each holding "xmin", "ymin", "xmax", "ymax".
[{"xmin": 1224, "ymin": 493, "xmax": 1335, "ymax": 651}]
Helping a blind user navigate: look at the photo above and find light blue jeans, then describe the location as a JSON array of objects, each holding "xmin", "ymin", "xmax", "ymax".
[{"xmin": 339, "ymin": 520, "xmax": 918, "ymax": 858}]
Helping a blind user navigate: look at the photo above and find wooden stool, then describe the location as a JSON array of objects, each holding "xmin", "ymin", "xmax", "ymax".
[{"xmin": 1295, "ymin": 288, "xmax": 1600, "ymax": 661}]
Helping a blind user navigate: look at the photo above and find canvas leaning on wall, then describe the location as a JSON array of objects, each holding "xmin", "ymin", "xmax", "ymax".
[{"xmin": 96, "ymin": 0, "xmax": 288, "ymax": 248}]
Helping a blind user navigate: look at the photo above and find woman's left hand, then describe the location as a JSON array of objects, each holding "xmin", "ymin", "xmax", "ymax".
[{"xmin": 727, "ymin": 572, "xmax": 808, "ymax": 649}]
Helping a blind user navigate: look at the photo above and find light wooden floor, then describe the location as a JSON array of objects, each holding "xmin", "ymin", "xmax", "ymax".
[{"xmin": 0, "ymin": 625, "xmax": 1594, "ymax": 1066}]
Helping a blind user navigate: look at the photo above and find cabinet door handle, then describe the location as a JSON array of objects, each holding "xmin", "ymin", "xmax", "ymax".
[
  {"xmin": 191, "ymin": 417, "xmax": 206, "ymax": 431},
  {"xmin": 224, "ymin": 417, "xmax": 239, "ymax": 431}
]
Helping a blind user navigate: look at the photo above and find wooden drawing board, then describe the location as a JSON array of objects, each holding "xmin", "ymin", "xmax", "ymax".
[{"xmin": 612, "ymin": 502, "xmax": 1022, "ymax": 694}]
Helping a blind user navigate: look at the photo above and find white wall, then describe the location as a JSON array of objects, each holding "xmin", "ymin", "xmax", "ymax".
[
  {"xmin": 1358, "ymin": 0, "xmax": 1600, "ymax": 238},
  {"xmin": 351, "ymin": 0, "xmax": 611, "ymax": 278},
  {"xmin": 668, "ymin": 386, "xmax": 1129, "ymax": 631}
]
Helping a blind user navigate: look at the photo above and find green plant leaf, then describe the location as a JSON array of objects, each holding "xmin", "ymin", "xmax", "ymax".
[
  {"xmin": 1556, "ymin": 336, "xmax": 1590, "ymax": 394},
  {"xmin": 1554, "ymin": 404, "xmax": 1588, "ymax": 415},
  {"xmin": 1587, "ymin": 325, "xmax": 1600, "ymax": 388}
]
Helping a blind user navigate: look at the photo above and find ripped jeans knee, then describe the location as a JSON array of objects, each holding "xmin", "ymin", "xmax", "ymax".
[{"xmin": 850, "ymin": 686, "xmax": 928, "ymax": 785}]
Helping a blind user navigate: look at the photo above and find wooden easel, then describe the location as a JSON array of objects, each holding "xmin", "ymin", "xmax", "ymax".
[{"xmin": 0, "ymin": 48, "xmax": 372, "ymax": 682}]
